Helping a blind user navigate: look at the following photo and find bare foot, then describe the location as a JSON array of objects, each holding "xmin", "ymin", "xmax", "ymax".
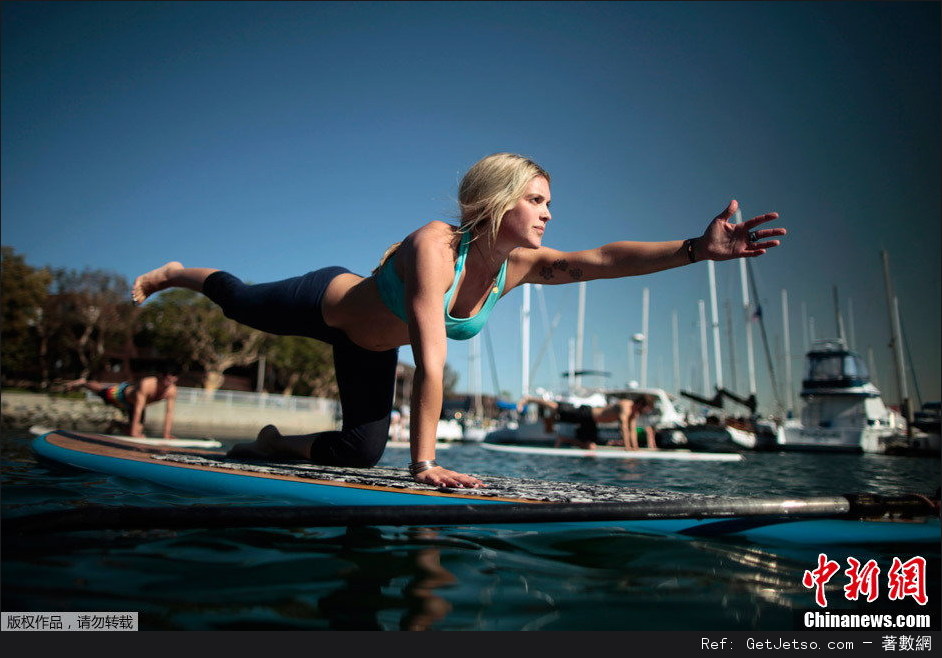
[
  {"xmin": 227, "ymin": 424, "xmax": 283, "ymax": 460},
  {"xmin": 131, "ymin": 261, "xmax": 184, "ymax": 304}
]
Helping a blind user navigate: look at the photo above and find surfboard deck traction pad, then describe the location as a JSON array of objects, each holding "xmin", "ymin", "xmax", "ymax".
[{"xmin": 154, "ymin": 453, "xmax": 714, "ymax": 504}]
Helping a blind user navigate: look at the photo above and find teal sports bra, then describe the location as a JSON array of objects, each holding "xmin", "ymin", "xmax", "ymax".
[{"xmin": 375, "ymin": 230, "xmax": 507, "ymax": 340}]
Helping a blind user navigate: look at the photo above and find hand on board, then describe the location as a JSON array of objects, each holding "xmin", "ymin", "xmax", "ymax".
[{"xmin": 415, "ymin": 466, "xmax": 484, "ymax": 489}]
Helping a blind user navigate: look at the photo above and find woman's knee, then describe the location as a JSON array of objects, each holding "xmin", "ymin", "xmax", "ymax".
[
  {"xmin": 344, "ymin": 424, "xmax": 389, "ymax": 467},
  {"xmin": 312, "ymin": 421, "xmax": 389, "ymax": 468}
]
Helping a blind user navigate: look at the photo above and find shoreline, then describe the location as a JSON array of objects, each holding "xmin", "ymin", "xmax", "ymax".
[{"xmin": 1, "ymin": 390, "xmax": 338, "ymax": 440}]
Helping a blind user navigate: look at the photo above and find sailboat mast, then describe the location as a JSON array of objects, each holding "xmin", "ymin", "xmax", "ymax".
[
  {"xmin": 469, "ymin": 334, "xmax": 483, "ymax": 418},
  {"xmin": 672, "ymin": 310, "xmax": 680, "ymax": 393},
  {"xmin": 568, "ymin": 338, "xmax": 576, "ymax": 393},
  {"xmin": 641, "ymin": 287, "xmax": 650, "ymax": 388},
  {"xmin": 881, "ymin": 250, "xmax": 912, "ymax": 431},
  {"xmin": 521, "ymin": 284, "xmax": 531, "ymax": 397},
  {"xmin": 735, "ymin": 209, "xmax": 757, "ymax": 395},
  {"xmin": 893, "ymin": 295, "xmax": 912, "ymax": 430},
  {"xmin": 698, "ymin": 299, "xmax": 710, "ymax": 395},
  {"xmin": 832, "ymin": 286, "xmax": 847, "ymax": 346},
  {"xmin": 532, "ymin": 284, "xmax": 561, "ymax": 388},
  {"xmin": 707, "ymin": 261, "xmax": 724, "ymax": 390},
  {"xmin": 575, "ymin": 281, "xmax": 586, "ymax": 389},
  {"xmin": 725, "ymin": 299, "xmax": 738, "ymax": 393},
  {"xmin": 781, "ymin": 289, "xmax": 794, "ymax": 415},
  {"xmin": 747, "ymin": 260, "xmax": 783, "ymax": 415}
]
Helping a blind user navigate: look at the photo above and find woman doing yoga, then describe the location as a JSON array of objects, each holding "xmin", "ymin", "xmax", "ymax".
[{"xmin": 131, "ymin": 152, "xmax": 785, "ymax": 488}]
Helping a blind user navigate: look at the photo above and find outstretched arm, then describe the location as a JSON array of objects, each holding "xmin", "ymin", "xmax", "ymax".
[
  {"xmin": 509, "ymin": 200, "xmax": 784, "ymax": 287},
  {"xmin": 517, "ymin": 395, "xmax": 559, "ymax": 413}
]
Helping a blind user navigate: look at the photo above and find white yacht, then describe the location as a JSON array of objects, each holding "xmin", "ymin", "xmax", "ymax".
[{"xmin": 778, "ymin": 339, "xmax": 900, "ymax": 452}]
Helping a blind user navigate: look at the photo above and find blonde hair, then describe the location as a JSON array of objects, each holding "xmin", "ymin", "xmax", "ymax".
[
  {"xmin": 373, "ymin": 152, "xmax": 550, "ymax": 274},
  {"xmin": 458, "ymin": 152, "xmax": 550, "ymax": 243}
]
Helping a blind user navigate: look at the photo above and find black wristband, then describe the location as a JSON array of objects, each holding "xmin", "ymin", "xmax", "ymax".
[{"xmin": 684, "ymin": 238, "xmax": 697, "ymax": 263}]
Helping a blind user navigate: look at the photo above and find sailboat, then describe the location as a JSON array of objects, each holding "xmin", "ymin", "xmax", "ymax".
[{"xmin": 484, "ymin": 283, "xmax": 691, "ymax": 448}]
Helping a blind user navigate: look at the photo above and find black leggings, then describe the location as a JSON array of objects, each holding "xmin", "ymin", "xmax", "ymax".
[
  {"xmin": 202, "ymin": 268, "xmax": 397, "ymax": 467},
  {"xmin": 557, "ymin": 403, "xmax": 598, "ymax": 443}
]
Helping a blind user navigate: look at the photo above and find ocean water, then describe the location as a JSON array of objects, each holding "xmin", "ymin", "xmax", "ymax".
[{"xmin": 1, "ymin": 427, "xmax": 939, "ymax": 632}]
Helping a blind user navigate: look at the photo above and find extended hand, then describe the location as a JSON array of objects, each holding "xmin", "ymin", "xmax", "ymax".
[
  {"xmin": 415, "ymin": 466, "xmax": 484, "ymax": 489},
  {"xmin": 699, "ymin": 200, "xmax": 785, "ymax": 261}
]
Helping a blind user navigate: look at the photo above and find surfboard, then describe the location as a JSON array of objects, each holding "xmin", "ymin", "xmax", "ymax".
[
  {"xmin": 29, "ymin": 426, "xmax": 223, "ymax": 449},
  {"xmin": 24, "ymin": 429, "xmax": 939, "ymax": 545},
  {"xmin": 480, "ymin": 441, "xmax": 743, "ymax": 461}
]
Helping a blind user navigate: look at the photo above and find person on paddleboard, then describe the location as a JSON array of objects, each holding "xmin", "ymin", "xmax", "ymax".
[
  {"xmin": 130, "ymin": 152, "xmax": 785, "ymax": 488},
  {"xmin": 517, "ymin": 394, "xmax": 657, "ymax": 451},
  {"xmin": 63, "ymin": 371, "xmax": 178, "ymax": 439}
]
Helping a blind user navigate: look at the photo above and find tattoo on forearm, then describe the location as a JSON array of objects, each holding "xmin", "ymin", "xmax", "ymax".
[{"xmin": 541, "ymin": 260, "xmax": 583, "ymax": 281}]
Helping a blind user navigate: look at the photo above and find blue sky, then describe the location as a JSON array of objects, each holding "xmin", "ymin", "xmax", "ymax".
[{"xmin": 3, "ymin": 1, "xmax": 939, "ymax": 413}]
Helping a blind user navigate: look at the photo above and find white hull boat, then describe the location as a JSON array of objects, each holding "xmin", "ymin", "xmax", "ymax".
[
  {"xmin": 777, "ymin": 340, "xmax": 899, "ymax": 453},
  {"xmin": 484, "ymin": 388, "xmax": 690, "ymax": 449},
  {"xmin": 680, "ymin": 421, "xmax": 762, "ymax": 452}
]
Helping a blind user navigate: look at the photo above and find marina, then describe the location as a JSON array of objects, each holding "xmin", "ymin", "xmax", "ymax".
[
  {"xmin": 2, "ymin": 1, "xmax": 938, "ymax": 636},
  {"xmin": 489, "ymin": 246, "xmax": 942, "ymax": 459},
  {"xmin": 5, "ymin": 237, "xmax": 937, "ymax": 632}
]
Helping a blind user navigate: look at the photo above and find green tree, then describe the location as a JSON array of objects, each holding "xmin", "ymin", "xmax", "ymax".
[
  {"xmin": 141, "ymin": 288, "xmax": 266, "ymax": 393},
  {"xmin": 51, "ymin": 267, "xmax": 132, "ymax": 379},
  {"xmin": 265, "ymin": 335, "xmax": 337, "ymax": 398},
  {"xmin": 1, "ymin": 247, "xmax": 52, "ymax": 384}
]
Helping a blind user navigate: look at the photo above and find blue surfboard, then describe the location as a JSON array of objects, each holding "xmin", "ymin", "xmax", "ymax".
[{"xmin": 25, "ymin": 429, "xmax": 940, "ymax": 545}]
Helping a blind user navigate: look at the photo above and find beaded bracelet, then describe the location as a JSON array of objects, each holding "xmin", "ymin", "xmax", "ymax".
[{"xmin": 409, "ymin": 460, "xmax": 439, "ymax": 477}]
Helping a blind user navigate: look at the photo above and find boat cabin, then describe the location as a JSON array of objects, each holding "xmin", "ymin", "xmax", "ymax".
[{"xmin": 801, "ymin": 339, "xmax": 874, "ymax": 395}]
